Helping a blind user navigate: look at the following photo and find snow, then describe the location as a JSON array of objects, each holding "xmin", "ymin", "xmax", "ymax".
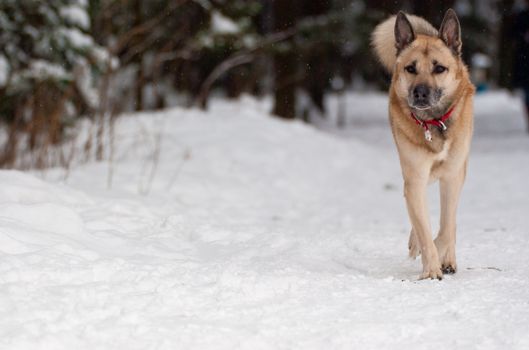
[
  {"xmin": 60, "ymin": 5, "xmax": 90, "ymax": 30},
  {"xmin": 90, "ymin": 46, "xmax": 119, "ymax": 70},
  {"xmin": 1, "ymin": 91, "xmax": 529, "ymax": 349},
  {"xmin": 472, "ymin": 53, "xmax": 492, "ymax": 68},
  {"xmin": 59, "ymin": 27, "xmax": 94, "ymax": 49},
  {"xmin": 211, "ymin": 11, "xmax": 240, "ymax": 35},
  {"xmin": 0, "ymin": 55, "xmax": 8, "ymax": 86},
  {"xmin": 22, "ymin": 59, "xmax": 71, "ymax": 81}
]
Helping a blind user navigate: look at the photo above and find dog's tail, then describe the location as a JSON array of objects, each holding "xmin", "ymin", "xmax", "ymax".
[{"xmin": 371, "ymin": 14, "xmax": 438, "ymax": 73}]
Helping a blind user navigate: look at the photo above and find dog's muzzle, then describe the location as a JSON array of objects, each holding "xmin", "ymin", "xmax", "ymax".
[
  {"xmin": 410, "ymin": 84, "xmax": 433, "ymax": 109},
  {"xmin": 409, "ymin": 85, "xmax": 443, "ymax": 110}
]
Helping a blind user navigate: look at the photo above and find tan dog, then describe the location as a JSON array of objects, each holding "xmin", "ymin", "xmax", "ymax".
[{"xmin": 372, "ymin": 10, "xmax": 475, "ymax": 279}]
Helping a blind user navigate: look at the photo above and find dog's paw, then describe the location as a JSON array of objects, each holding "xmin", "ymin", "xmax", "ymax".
[
  {"xmin": 434, "ymin": 236, "xmax": 457, "ymax": 274},
  {"xmin": 442, "ymin": 264, "xmax": 457, "ymax": 274},
  {"xmin": 419, "ymin": 254, "xmax": 444, "ymax": 280},
  {"xmin": 419, "ymin": 267, "xmax": 443, "ymax": 280}
]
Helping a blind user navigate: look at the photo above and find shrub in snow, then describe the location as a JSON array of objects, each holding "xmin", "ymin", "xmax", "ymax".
[{"xmin": 0, "ymin": 0, "xmax": 111, "ymax": 167}]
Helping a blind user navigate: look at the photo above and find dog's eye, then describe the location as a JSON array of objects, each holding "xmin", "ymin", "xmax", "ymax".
[
  {"xmin": 405, "ymin": 65, "xmax": 417, "ymax": 74},
  {"xmin": 433, "ymin": 65, "xmax": 447, "ymax": 74}
]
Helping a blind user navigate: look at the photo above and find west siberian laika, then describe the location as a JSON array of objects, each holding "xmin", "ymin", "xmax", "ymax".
[{"xmin": 372, "ymin": 9, "xmax": 475, "ymax": 280}]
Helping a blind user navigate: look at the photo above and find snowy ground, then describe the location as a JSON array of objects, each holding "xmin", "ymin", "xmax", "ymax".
[{"xmin": 1, "ymin": 91, "xmax": 529, "ymax": 349}]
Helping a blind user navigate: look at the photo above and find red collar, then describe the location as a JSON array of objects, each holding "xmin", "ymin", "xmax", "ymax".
[
  {"xmin": 411, "ymin": 105, "xmax": 455, "ymax": 142},
  {"xmin": 410, "ymin": 106, "xmax": 455, "ymax": 132},
  {"xmin": 410, "ymin": 106, "xmax": 455, "ymax": 142}
]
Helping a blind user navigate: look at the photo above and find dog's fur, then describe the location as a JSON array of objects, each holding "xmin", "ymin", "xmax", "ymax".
[{"xmin": 372, "ymin": 10, "xmax": 475, "ymax": 279}]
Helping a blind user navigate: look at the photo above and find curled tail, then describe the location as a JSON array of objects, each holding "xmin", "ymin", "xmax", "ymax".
[{"xmin": 371, "ymin": 14, "xmax": 438, "ymax": 73}]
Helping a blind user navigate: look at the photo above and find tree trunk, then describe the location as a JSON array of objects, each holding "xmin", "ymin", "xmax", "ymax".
[
  {"xmin": 497, "ymin": 0, "xmax": 515, "ymax": 88},
  {"xmin": 303, "ymin": 0, "xmax": 331, "ymax": 114},
  {"xmin": 272, "ymin": 0, "xmax": 298, "ymax": 119}
]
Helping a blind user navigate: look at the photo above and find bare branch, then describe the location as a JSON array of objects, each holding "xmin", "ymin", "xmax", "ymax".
[
  {"xmin": 111, "ymin": 0, "xmax": 190, "ymax": 55},
  {"xmin": 196, "ymin": 28, "xmax": 297, "ymax": 109}
]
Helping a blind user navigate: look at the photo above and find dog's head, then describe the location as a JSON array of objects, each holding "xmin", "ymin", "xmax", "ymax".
[{"xmin": 393, "ymin": 10, "xmax": 463, "ymax": 115}]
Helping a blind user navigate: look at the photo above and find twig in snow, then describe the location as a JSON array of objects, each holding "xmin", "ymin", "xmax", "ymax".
[
  {"xmin": 466, "ymin": 267, "xmax": 503, "ymax": 272},
  {"xmin": 166, "ymin": 148, "xmax": 192, "ymax": 191},
  {"xmin": 138, "ymin": 123, "xmax": 164, "ymax": 195}
]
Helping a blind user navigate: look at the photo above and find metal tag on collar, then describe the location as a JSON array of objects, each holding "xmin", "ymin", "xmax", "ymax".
[
  {"xmin": 439, "ymin": 121, "xmax": 447, "ymax": 131},
  {"xmin": 424, "ymin": 129, "xmax": 432, "ymax": 142}
]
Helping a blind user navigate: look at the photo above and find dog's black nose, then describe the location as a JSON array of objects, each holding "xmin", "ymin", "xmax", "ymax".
[{"xmin": 413, "ymin": 84, "xmax": 430, "ymax": 104}]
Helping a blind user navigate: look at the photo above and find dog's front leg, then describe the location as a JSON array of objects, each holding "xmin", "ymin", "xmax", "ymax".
[
  {"xmin": 404, "ymin": 176, "xmax": 443, "ymax": 280},
  {"xmin": 435, "ymin": 166, "xmax": 466, "ymax": 274}
]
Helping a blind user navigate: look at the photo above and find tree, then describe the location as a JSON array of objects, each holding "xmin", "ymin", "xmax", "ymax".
[
  {"xmin": 0, "ymin": 0, "xmax": 111, "ymax": 167},
  {"xmin": 301, "ymin": 0, "xmax": 332, "ymax": 114},
  {"xmin": 497, "ymin": 0, "xmax": 516, "ymax": 88},
  {"xmin": 272, "ymin": 0, "xmax": 299, "ymax": 119}
]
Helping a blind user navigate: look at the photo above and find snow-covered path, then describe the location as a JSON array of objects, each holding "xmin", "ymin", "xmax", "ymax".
[{"xmin": 1, "ymin": 92, "xmax": 528, "ymax": 349}]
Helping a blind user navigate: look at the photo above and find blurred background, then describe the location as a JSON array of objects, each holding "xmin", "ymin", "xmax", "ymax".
[{"xmin": 0, "ymin": 0, "xmax": 528, "ymax": 169}]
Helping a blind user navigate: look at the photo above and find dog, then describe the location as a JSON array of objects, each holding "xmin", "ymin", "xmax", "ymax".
[{"xmin": 372, "ymin": 9, "xmax": 475, "ymax": 279}]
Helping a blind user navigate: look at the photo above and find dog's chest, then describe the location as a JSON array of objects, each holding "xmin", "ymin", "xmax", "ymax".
[
  {"xmin": 433, "ymin": 140, "xmax": 451, "ymax": 161},
  {"xmin": 425, "ymin": 126, "xmax": 453, "ymax": 156},
  {"xmin": 428, "ymin": 140, "xmax": 453, "ymax": 180}
]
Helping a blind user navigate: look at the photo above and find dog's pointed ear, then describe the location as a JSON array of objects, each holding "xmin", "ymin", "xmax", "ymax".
[
  {"xmin": 394, "ymin": 12, "xmax": 415, "ymax": 54},
  {"xmin": 439, "ymin": 9, "xmax": 462, "ymax": 56}
]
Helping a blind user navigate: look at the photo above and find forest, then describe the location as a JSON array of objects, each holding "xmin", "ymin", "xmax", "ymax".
[{"xmin": 0, "ymin": 0, "xmax": 521, "ymax": 168}]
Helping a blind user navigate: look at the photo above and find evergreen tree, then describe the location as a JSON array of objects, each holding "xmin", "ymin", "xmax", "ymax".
[{"xmin": 0, "ymin": 0, "xmax": 111, "ymax": 166}]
